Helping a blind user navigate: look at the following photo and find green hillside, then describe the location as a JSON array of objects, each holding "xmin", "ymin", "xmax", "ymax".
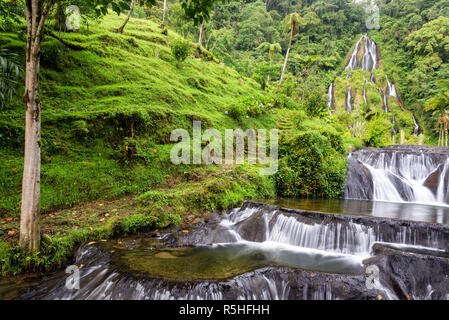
[
  {"xmin": 0, "ymin": 13, "xmax": 281, "ymax": 219},
  {"xmin": 331, "ymin": 34, "xmax": 417, "ymax": 143}
]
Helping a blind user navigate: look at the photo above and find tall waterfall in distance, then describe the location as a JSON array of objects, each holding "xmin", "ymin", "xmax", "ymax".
[
  {"xmin": 361, "ymin": 36, "xmax": 378, "ymax": 72},
  {"xmin": 363, "ymin": 80, "xmax": 368, "ymax": 105},
  {"xmin": 346, "ymin": 86, "xmax": 352, "ymax": 112},
  {"xmin": 413, "ymin": 114, "xmax": 422, "ymax": 136},
  {"xmin": 328, "ymin": 83, "xmax": 335, "ymax": 110},
  {"xmin": 387, "ymin": 78, "xmax": 398, "ymax": 100},
  {"xmin": 392, "ymin": 116, "xmax": 399, "ymax": 136},
  {"xmin": 379, "ymin": 88, "xmax": 388, "ymax": 112},
  {"xmin": 345, "ymin": 146, "xmax": 449, "ymax": 205},
  {"xmin": 344, "ymin": 35, "xmax": 365, "ymax": 71}
]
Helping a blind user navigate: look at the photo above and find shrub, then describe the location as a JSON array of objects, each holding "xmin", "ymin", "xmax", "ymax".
[
  {"xmin": 274, "ymin": 130, "xmax": 347, "ymax": 198},
  {"xmin": 300, "ymin": 90, "xmax": 328, "ymax": 117},
  {"xmin": 364, "ymin": 115, "xmax": 393, "ymax": 147},
  {"xmin": 226, "ymin": 103, "xmax": 246, "ymax": 120},
  {"xmin": 170, "ymin": 39, "xmax": 190, "ymax": 65}
]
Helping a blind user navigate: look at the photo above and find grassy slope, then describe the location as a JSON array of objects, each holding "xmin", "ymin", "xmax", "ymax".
[
  {"xmin": 0, "ymin": 13, "xmax": 279, "ymax": 273},
  {"xmin": 0, "ymin": 13, "xmax": 278, "ymax": 216}
]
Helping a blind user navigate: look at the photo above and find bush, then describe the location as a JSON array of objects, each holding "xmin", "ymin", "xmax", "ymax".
[
  {"xmin": 226, "ymin": 103, "xmax": 246, "ymax": 120},
  {"xmin": 274, "ymin": 130, "xmax": 347, "ymax": 198},
  {"xmin": 364, "ymin": 115, "xmax": 393, "ymax": 147},
  {"xmin": 117, "ymin": 212, "xmax": 181, "ymax": 234},
  {"xmin": 170, "ymin": 39, "xmax": 190, "ymax": 65},
  {"xmin": 300, "ymin": 90, "xmax": 328, "ymax": 117}
]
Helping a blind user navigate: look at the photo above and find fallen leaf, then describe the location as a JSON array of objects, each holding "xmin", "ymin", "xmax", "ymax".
[
  {"xmin": 181, "ymin": 230, "xmax": 189, "ymax": 233},
  {"xmin": 6, "ymin": 217, "xmax": 13, "ymax": 222},
  {"xmin": 310, "ymin": 273, "xmax": 315, "ymax": 278},
  {"xmin": 12, "ymin": 168, "xmax": 17, "ymax": 171},
  {"xmin": 105, "ymin": 214, "xmax": 110, "ymax": 217},
  {"xmin": 89, "ymin": 227, "xmax": 93, "ymax": 231},
  {"xmin": 8, "ymin": 230, "xmax": 15, "ymax": 235},
  {"xmin": 78, "ymin": 264, "xmax": 84, "ymax": 269},
  {"xmin": 87, "ymin": 241, "xmax": 96, "ymax": 245},
  {"xmin": 377, "ymin": 295, "xmax": 382, "ymax": 300},
  {"xmin": 99, "ymin": 218, "xmax": 105, "ymax": 222}
]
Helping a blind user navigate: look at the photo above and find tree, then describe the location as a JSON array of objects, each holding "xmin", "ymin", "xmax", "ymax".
[
  {"xmin": 161, "ymin": 0, "xmax": 168, "ymax": 29},
  {"xmin": 198, "ymin": 21, "xmax": 205, "ymax": 46},
  {"xmin": 425, "ymin": 80, "xmax": 449, "ymax": 146},
  {"xmin": 19, "ymin": 0, "xmax": 230, "ymax": 252},
  {"xmin": 256, "ymin": 42, "xmax": 281, "ymax": 84},
  {"xmin": 116, "ymin": 0, "xmax": 135, "ymax": 34},
  {"xmin": 277, "ymin": 12, "xmax": 304, "ymax": 93},
  {"xmin": 19, "ymin": 0, "xmax": 133, "ymax": 253}
]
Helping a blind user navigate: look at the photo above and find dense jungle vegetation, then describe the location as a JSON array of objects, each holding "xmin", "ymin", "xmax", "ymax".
[{"xmin": 0, "ymin": 0, "xmax": 448, "ymax": 274}]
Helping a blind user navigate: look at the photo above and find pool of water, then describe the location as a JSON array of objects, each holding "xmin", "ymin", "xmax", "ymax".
[
  {"xmin": 107, "ymin": 239, "xmax": 365, "ymax": 280},
  {"xmin": 262, "ymin": 198, "xmax": 449, "ymax": 224}
]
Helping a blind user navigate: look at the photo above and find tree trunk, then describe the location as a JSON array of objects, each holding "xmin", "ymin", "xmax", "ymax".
[
  {"xmin": 161, "ymin": 0, "xmax": 167, "ymax": 28},
  {"xmin": 277, "ymin": 26, "xmax": 294, "ymax": 93},
  {"xmin": 20, "ymin": 0, "xmax": 53, "ymax": 252},
  {"xmin": 198, "ymin": 22, "xmax": 204, "ymax": 46},
  {"xmin": 117, "ymin": 0, "xmax": 134, "ymax": 34}
]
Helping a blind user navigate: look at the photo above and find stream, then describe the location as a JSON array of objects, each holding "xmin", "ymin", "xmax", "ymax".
[{"xmin": 1, "ymin": 145, "xmax": 449, "ymax": 300}]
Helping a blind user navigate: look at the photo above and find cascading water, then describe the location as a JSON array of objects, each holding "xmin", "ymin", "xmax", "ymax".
[
  {"xmin": 379, "ymin": 88, "xmax": 388, "ymax": 112},
  {"xmin": 344, "ymin": 35, "xmax": 365, "ymax": 71},
  {"xmin": 361, "ymin": 36, "xmax": 378, "ymax": 72},
  {"xmin": 346, "ymin": 86, "xmax": 352, "ymax": 112},
  {"xmin": 363, "ymin": 82, "xmax": 368, "ymax": 105},
  {"xmin": 413, "ymin": 114, "xmax": 422, "ymax": 136},
  {"xmin": 345, "ymin": 146, "xmax": 449, "ymax": 205},
  {"xmin": 392, "ymin": 116, "xmax": 399, "ymax": 136},
  {"xmin": 327, "ymin": 83, "xmax": 335, "ymax": 110},
  {"xmin": 387, "ymin": 78, "xmax": 398, "ymax": 100},
  {"xmin": 7, "ymin": 200, "xmax": 449, "ymax": 300}
]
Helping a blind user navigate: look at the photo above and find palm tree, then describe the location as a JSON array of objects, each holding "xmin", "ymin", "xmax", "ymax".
[
  {"xmin": 256, "ymin": 42, "xmax": 281, "ymax": 84},
  {"xmin": 0, "ymin": 48, "xmax": 22, "ymax": 107},
  {"xmin": 277, "ymin": 12, "xmax": 304, "ymax": 93}
]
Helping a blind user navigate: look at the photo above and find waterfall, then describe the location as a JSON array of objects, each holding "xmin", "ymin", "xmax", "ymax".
[
  {"xmin": 370, "ymin": 73, "xmax": 376, "ymax": 84},
  {"xmin": 327, "ymin": 83, "xmax": 335, "ymax": 110},
  {"xmin": 392, "ymin": 116, "xmax": 399, "ymax": 136},
  {"xmin": 379, "ymin": 89, "xmax": 388, "ymax": 112},
  {"xmin": 14, "ymin": 201, "xmax": 449, "ymax": 300},
  {"xmin": 346, "ymin": 86, "xmax": 352, "ymax": 112},
  {"xmin": 361, "ymin": 36, "xmax": 378, "ymax": 72},
  {"xmin": 387, "ymin": 78, "xmax": 398, "ymax": 100},
  {"xmin": 344, "ymin": 35, "xmax": 365, "ymax": 71},
  {"xmin": 363, "ymin": 82, "xmax": 368, "ymax": 105},
  {"xmin": 343, "ymin": 34, "xmax": 378, "ymax": 72},
  {"xmin": 345, "ymin": 147, "xmax": 449, "ymax": 205},
  {"xmin": 266, "ymin": 214, "xmax": 375, "ymax": 255},
  {"xmin": 413, "ymin": 114, "xmax": 422, "ymax": 136}
]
